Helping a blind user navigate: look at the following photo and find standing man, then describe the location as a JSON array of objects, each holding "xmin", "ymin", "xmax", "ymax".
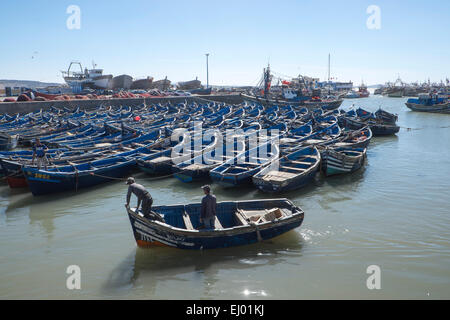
[
  {"xmin": 125, "ymin": 177, "xmax": 155, "ymax": 219},
  {"xmin": 200, "ymin": 185, "xmax": 217, "ymax": 229},
  {"xmin": 32, "ymin": 138, "xmax": 48, "ymax": 169}
]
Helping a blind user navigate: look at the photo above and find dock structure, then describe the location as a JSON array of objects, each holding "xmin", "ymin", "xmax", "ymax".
[{"xmin": 0, "ymin": 94, "xmax": 244, "ymax": 115}]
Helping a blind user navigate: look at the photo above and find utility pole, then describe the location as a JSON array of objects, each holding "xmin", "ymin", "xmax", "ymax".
[
  {"xmin": 205, "ymin": 53, "xmax": 210, "ymax": 88},
  {"xmin": 328, "ymin": 53, "xmax": 331, "ymax": 82}
]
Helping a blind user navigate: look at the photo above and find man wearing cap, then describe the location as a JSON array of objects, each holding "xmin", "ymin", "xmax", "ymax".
[
  {"xmin": 125, "ymin": 177, "xmax": 153, "ymax": 218},
  {"xmin": 32, "ymin": 138, "xmax": 49, "ymax": 170},
  {"xmin": 200, "ymin": 185, "xmax": 217, "ymax": 229}
]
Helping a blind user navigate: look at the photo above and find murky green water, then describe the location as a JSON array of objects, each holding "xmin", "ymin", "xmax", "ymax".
[{"xmin": 1, "ymin": 96, "xmax": 449, "ymax": 299}]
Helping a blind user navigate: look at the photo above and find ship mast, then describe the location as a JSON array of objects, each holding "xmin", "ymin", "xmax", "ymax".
[{"xmin": 263, "ymin": 64, "xmax": 271, "ymax": 98}]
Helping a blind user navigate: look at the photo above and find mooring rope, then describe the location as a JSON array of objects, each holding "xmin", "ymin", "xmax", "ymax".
[
  {"xmin": 0, "ymin": 169, "xmax": 23, "ymax": 180},
  {"xmin": 88, "ymin": 171, "xmax": 177, "ymax": 181},
  {"xmin": 399, "ymin": 126, "xmax": 422, "ymax": 131}
]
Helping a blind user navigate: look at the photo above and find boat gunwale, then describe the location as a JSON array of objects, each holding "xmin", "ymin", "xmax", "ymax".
[{"xmin": 127, "ymin": 199, "xmax": 304, "ymax": 237}]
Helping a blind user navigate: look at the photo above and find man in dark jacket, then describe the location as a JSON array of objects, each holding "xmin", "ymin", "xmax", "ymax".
[
  {"xmin": 125, "ymin": 177, "xmax": 153, "ymax": 218},
  {"xmin": 32, "ymin": 138, "xmax": 49, "ymax": 169},
  {"xmin": 200, "ymin": 185, "xmax": 217, "ymax": 229}
]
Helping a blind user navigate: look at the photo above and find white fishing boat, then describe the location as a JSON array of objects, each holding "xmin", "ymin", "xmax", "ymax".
[
  {"xmin": 344, "ymin": 90, "xmax": 360, "ymax": 98},
  {"xmin": 62, "ymin": 61, "xmax": 113, "ymax": 92}
]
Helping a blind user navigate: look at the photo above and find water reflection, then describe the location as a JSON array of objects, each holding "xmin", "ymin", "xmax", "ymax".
[
  {"xmin": 214, "ymin": 184, "xmax": 260, "ymax": 200},
  {"xmin": 28, "ymin": 203, "xmax": 57, "ymax": 241},
  {"xmin": 102, "ymin": 231, "xmax": 304, "ymax": 298},
  {"xmin": 369, "ymin": 135, "xmax": 399, "ymax": 148},
  {"xmin": 5, "ymin": 181, "xmax": 125, "ymax": 213},
  {"xmin": 319, "ymin": 164, "xmax": 367, "ymax": 189}
]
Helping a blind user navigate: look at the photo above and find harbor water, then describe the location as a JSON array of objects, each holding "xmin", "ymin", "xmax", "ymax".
[{"xmin": 1, "ymin": 96, "xmax": 449, "ymax": 299}]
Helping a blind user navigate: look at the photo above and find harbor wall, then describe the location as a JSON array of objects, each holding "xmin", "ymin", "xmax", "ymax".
[{"xmin": 0, "ymin": 94, "xmax": 244, "ymax": 115}]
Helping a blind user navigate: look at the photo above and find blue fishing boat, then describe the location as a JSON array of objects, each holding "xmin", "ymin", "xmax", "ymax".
[
  {"xmin": 298, "ymin": 122, "xmax": 342, "ymax": 147},
  {"xmin": 353, "ymin": 107, "xmax": 374, "ymax": 120},
  {"xmin": 374, "ymin": 108, "xmax": 398, "ymax": 124},
  {"xmin": 0, "ymin": 129, "xmax": 161, "ymax": 180},
  {"xmin": 21, "ymin": 144, "xmax": 157, "ymax": 196},
  {"xmin": 209, "ymin": 140, "xmax": 280, "ymax": 188},
  {"xmin": 126, "ymin": 198, "xmax": 304, "ymax": 250},
  {"xmin": 339, "ymin": 116, "xmax": 399, "ymax": 136},
  {"xmin": 332, "ymin": 127, "xmax": 372, "ymax": 149},
  {"xmin": 405, "ymin": 93, "xmax": 450, "ymax": 113},
  {"xmin": 171, "ymin": 125, "xmax": 264, "ymax": 183},
  {"xmin": 137, "ymin": 129, "xmax": 221, "ymax": 176},
  {"xmin": 22, "ymin": 156, "xmax": 136, "ymax": 196},
  {"xmin": 0, "ymin": 133, "xmax": 19, "ymax": 151},
  {"xmin": 252, "ymin": 146, "xmax": 320, "ymax": 193},
  {"xmin": 344, "ymin": 90, "xmax": 361, "ymax": 99},
  {"xmin": 288, "ymin": 123, "xmax": 313, "ymax": 138},
  {"xmin": 366, "ymin": 122, "xmax": 400, "ymax": 135},
  {"xmin": 172, "ymin": 140, "xmax": 245, "ymax": 183},
  {"xmin": 320, "ymin": 147, "xmax": 367, "ymax": 176}
]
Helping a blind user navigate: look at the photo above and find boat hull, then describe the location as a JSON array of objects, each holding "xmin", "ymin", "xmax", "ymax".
[
  {"xmin": 126, "ymin": 199, "xmax": 304, "ymax": 250},
  {"xmin": 137, "ymin": 160, "xmax": 173, "ymax": 176},
  {"xmin": 0, "ymin": 134, "xmax": 18, "ymax": 151},
  {"xmin": 252, "ymin": 146, "xmax": 321, "ymax": 193},
  {"xmin": 241, "ymin": 93, "xmax": 342, "ymax": 110},
  {"xmin": 173, "ymin": 167, "xmax": 212, "ymax": 183},
  {"xmin": 322, "ymin": 148, "xmax": 366, "ymax": 176},
  {"xmin": 23, "ymin": 160, "xmax": 135, "ymax": 196},
  {"xmin": 209, "ymin": 170, "xmax": 255, "ymax": 188},
  {"xmin": 254, "ymin": 168, "xmax": 318, "ymax": 193},
  {"xmin": 387, "ymin": 90, "xmax": 403, "ymax": 98},
  {"xmin": 405, "ymin": 102, "xmax": 450, "ymax": 114},
  {"xmin": 6, "ymin": 175, "xmax": 28, "ymax": 188},
  {"xmin": 368, "ymin": 123, "xmax": 400, "ymax": 135},
  {"xmin": 340, "ymin": 117, "xmax": 399, "ymax": 136}
]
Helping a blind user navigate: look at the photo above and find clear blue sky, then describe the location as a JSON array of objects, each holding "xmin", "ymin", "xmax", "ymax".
[{"xmin": 0, "ymin": 0, "xmax": 449, "ymax": 86}]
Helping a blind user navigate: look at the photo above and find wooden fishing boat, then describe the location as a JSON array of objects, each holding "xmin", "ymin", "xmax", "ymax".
[
  {"xmin": 297, "ymin": 122, "xmax": 342, "ymax": 147},
  {"xmin": 0, "ymin": 133, "xmax": 19, "ymax": 151},
  {"xmin": 209, "ymin": 140, "xmax": 280, "ymax": 187},
  {"xmin": 126, "ymin": 198, "xmax": 304, "ymax": 250},
  {"xmin": 320, "ymin": 147, "xmax": 367, "ymax": 176},
  {"xmin": 405, "ymin": 94, "xmax": 450, "ymax": 114},
  {"xmin": 6, "ymin": 174, "xmax": 28, "ymax": 188},
  {"xmin": 0, "ymin": 130, "xmax": 160, "ymax": 168},
  {"xmin": 137, "ymin": 130, "xmax": 220, "ymax": 176},
  {"xmin": 375, "ymin": 108, "xmax": 398, "ymax": 124},
  {"xmin": 21, "ymin": 144, "xmax": 157, "ymax": 196},
  {"xmin": 339, "ymin": 116, "xmax": 399, "ymax": 136},
  {"xmin": 0, "ymin": 143, "xmax": 139, "ymax": 181},
  {"xmin": 332, "ymin": 127, "xmax": 372, "ymax": 149},
  {"xmin": 366, "ymin": 122, "xmax": 400, "ymax": 135},
  {"xmin": 252, "ymin": 146, "xmax": 320, "ymax": 193},
  {"xmin": 172, "ymin": 127, "xmax": 255, "ymax": 183},
  {"xmin": 241, "ymin": 93, "xmax": 343, "ymax": 110},
  {"xmin": 22, "ymin": 156, "xmax": 136, "ymax": 196}
]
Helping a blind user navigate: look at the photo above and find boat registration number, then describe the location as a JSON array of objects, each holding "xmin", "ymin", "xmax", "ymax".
[{"xmin": 34, "ymin": 173, "xmax": 51, "ymax": 180}]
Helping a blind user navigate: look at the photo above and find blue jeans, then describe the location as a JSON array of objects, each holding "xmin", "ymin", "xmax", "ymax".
[{"xmin": 203, "ymin": 216, "xmax": 215, "ymax": 229}]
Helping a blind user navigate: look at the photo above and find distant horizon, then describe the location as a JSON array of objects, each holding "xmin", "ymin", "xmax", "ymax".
[{"xmin": 0, "ymin": 77, "xmax": 447, "ymax": 89}]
